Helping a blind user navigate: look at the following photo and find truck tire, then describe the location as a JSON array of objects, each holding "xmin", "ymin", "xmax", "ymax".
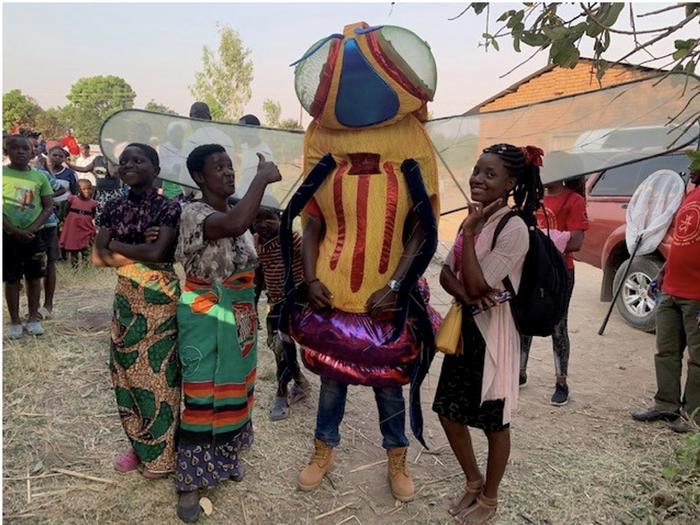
[{"xmin": 612, "ymin": 256, "xmax": 663, "ymax": 333}]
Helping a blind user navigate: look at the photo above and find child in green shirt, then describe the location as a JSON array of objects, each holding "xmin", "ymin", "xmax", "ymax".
[{"xmin": 3, "ymin": 135, "xmax": 54, "ymax": 338}]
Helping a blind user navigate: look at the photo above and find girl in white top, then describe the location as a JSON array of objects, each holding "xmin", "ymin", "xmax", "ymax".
[{"xmin": 433, "ymin": 144, "xmax": 544, "ymax": 525}]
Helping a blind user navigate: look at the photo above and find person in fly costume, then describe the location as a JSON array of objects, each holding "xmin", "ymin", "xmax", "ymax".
[{"xmin": 279, "ymin": 22, "xmax": 441, "ymax": 502}]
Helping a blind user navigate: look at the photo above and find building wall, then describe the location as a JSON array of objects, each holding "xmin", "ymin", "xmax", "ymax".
[{"xmin": 479, "ymin": 61, "xmax": 656, "ymax": 113}]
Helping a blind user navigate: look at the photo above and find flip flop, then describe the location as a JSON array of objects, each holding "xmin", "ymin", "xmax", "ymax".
[{"xmin": 270, "ymin": 395, "xmax": 290, "ymax": 421}]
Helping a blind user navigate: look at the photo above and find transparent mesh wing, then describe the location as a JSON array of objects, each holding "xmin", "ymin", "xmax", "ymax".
[
  {"xmin": 101, "ymin": 73, "xmax": 700, "ymax": 215},
  {"xmin": 100, "ymin": 110, "xmax": 304, "ymax": 209},
  {"xmin": 427, "ymin": 73, "xmax": 700, "ymax": 213},
  {"xmin": 376, "ymin": 26, "xmax": 437, "ymax": 100},
  {"xmin": 294, "ymin": 38, "xmax": 335, "ymax": 114}
]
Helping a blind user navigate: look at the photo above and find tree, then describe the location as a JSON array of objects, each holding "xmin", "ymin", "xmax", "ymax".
[
  {"xmin": 458, "ymin": 3, "xmax": 700, "ymax": 138},
  {"xmin": 144, "ymin": 100, "xmax": 178, "ymax": 115},
  {"xmin": 190, "ymin": 24, "xmax": 254, "ymax": 121},
  {"xmin": 458, "ymin": 3, "xmax": 699, "ymax": 77},
  {"xmin": 35, "ymin": 107, "xmax": 67, "ymax": 139},
  {"xmin": 62, "ymin": 75, "xmax": 136, "ymax": 143},
  {"xmin": 279, "ymin": 118, "xmax": 303, "ymax": 130},
  {"xmin": 262, "ymin": 99, "xmax": 282, "ymax": 127},
  {"xmin": 3, "ymin": 90, "xmax": 42, "ymax": 131}
]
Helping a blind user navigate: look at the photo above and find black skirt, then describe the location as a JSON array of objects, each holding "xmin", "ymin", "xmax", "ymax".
[{"xmin": 432, "ymin": 312, "xmax": 509, "ymax": 432}]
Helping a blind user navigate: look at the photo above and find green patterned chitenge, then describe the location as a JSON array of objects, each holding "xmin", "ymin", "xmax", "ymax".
[{"xmin": 110, "ymin": 262, "xmax": 181, "ymax": 473}]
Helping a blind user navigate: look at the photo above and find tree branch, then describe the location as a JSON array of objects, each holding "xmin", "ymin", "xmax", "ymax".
[
  {"xmin": 580, "ymin": 3, "xmax": 673, "ymax": 35},
  {"xmin": 499, "ymin": 46, "xmax": 546, "ymax": 78},
  {"xmin": 610, "ymin": 9, "xmax": 700, "ymax": 68},
  {"xmin": 639, "ymin": 3, "xmax": 691, "ymax": 18}
]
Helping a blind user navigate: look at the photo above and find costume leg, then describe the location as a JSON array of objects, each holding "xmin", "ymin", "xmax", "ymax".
[
  {"xmin": 315, "ymin": 378, "xmax": 348, "ymax": 447},
  {"xmin": 374, "ymin": 386, "xmax": 409, "ymax": 449}
]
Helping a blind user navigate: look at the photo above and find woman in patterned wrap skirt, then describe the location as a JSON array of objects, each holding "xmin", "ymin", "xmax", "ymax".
[
  {"xmin": 173, "ymin": 144, "xmax": 280, "ymax": 523},
  {"xmin": 93, "ymin": 143, "xmax": 182, "ymax": 478}
]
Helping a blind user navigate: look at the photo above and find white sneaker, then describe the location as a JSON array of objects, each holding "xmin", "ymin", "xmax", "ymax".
[
  {"xmin": 25, "ymin": 321, "xmax": 45, "ymax": 336},
  {"xmin": 7, "ymin": 324, "xmax": 23, "ymax": 339}
]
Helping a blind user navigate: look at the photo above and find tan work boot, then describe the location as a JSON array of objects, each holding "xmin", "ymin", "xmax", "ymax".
[
  {"xmin": 387, "ymin": 447, "xmax": 415, "ymax": 502},
  {"xmin": 298, "ymin": 438, "xmax": 335, "ymax": 491}
]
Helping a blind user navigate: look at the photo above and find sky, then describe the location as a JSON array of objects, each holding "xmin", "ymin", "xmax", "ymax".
[{"xmin": 3, "ymin": 2, "xmax": 697, "ymax": 124}]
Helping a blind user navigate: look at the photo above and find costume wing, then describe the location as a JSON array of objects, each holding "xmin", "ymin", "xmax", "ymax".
[{"xmin": 100, "ymin": 73, "xmax": 699, "ymax": 214}]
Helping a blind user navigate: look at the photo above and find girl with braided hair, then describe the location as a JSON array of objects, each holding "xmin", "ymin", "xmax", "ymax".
[{"xmin": 433, "ymin": 144, "xmax": 544, "ymax": 525}]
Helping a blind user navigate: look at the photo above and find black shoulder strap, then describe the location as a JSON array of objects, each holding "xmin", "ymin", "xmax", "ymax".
[
  {"xmin": 490, "ymin": 210, "xmax": 518, "ymax": 251},
  {"xmin": 489, "ymin": 210, "xmax": 520, "ymax": 300}
]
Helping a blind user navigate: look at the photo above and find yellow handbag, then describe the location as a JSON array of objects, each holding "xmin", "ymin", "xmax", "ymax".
[{"xmin": 435, "ymin": 302, "xmax": 463, "ymax": 355}]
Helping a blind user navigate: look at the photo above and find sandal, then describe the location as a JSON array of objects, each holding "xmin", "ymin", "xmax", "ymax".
[
  {"xmin": 113, "ymin": 449, "xmax": 140, "ymax": 473},
  {"xmin": 177, "ymin": 490, "xmax": 201, "ymax": 523},
  {"xmin": 270, "ymin": 395, "xmax": 290, "ymax": 421},
  {"xmin": 448, "ymin": 477, "xmax": 483, "ymax": 516},
  {"xmin": 142, "ymin": 468, "xmax": 169, "ymax": 479},
  {"xmin": 457, "ymin": 493, "xmax": 497, "ymax": 525}
]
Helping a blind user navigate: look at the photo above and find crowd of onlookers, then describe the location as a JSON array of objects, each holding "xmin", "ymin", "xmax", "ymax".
[{"xmin": 2, "ymin": 127, "xmax": 131, "ymax": 338}]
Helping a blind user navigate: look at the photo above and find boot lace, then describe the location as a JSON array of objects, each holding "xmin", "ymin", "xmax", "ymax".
[{"xmin": 310, "ymin": 442, "xmax": 330, "ymax": 465}]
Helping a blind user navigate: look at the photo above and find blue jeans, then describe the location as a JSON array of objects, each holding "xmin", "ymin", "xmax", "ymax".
[{"xmin": 315, "ymin": 377, "xmax": 409, "ymax": 449}]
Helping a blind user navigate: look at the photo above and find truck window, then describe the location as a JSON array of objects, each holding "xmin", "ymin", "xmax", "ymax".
[{"xmin": 589, "ymin": 155, "xmax": 689, "ymax": 197}]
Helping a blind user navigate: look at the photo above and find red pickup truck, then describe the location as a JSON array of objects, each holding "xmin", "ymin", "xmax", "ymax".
[{"xmin": 577, "ymin": 152, "xmax": 694, "ymax": 332}]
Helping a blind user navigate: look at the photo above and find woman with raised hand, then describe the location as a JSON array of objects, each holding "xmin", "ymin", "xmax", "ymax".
[{"xmin": 173, "ymin": 144, "xmax": 280, "ymax": 523}]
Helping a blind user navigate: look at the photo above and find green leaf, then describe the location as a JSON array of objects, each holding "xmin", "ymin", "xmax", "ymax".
[
  {"xmin": 147, "ymin": 335, "xmax": 175, "ymax": 373},
  {"xmin": 497, "ymin": 9, "xmax": 514, "ymax": 22},
  {"xmin": 687, "ymin": 151, "xmax": 700, "ymax": 172},
  {"xmin": 148, "ymin": 402, "xmax": 174, "ymax": 440},
  {"xmin": 586, "ymin": 20, "xmax": 604, "ymax": 38},
  {"xmin": 132, "ymin": 441, "xmax": 166, "ymax": 463},
  {"xmin": 165, "ymin": 357, "xmax": 181, "ymax": 388},
  {"xmin": 115, "ymin": 387, "xmax": 135, "ymax": 410},
  {"xmin": 686, "ymin": 3, "xmax": 700, "ymax": 17},
  {"xmin": 112, "ymin": 349, "xmax": 139, "ymax": 370},
  {"xmin": 154, "ymin": 315, "xmax": 177, "ymax": 335},
  {"xmin": 599, "ymin": 3, "xmax": 624, "ymax": 26},
  {"xmin": 520, "ymin": 31, "xmax": 550, "ymax": 47},
  {"xmin": 122, "ymin": 314, "xmax": 147, "ymax": 348},
  {"xmin": 132, "ymin": 387, "xmax": 156, "ymax": 420},
  {"xmin": 470, "ymin": 3, "xmax": 489, "ymax": 15},
  {"xmin": 550, "ymin": 40, "xmax": 580, "ymax": 69}
]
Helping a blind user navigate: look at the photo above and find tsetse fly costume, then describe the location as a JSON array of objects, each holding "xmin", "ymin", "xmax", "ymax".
[{"xmin": 280, "ymin": 22, "xmax": 441, "ymax": 446}]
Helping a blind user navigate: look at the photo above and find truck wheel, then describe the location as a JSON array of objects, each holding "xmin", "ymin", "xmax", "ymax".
[{"xmin": 612, "ymin": 256, "xmax": 663, "ymax": 333}]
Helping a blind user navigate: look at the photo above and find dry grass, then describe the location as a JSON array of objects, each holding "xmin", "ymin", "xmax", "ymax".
[{"xmin": 3, "ymin": 262, "xmax": 699, "ymax": 524}]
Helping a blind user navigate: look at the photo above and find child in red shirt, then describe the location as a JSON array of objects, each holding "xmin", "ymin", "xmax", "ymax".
[
  {"xmin": 520, "ymin": 179, "xmax": 589, "ymax": 406},
  {"xmin": 253, "ymin": 207, "xmax": 310, "ymax": 421},
  {"xmin": 59, "ymin": 179, "xmax": 97, "ymax": 267}
]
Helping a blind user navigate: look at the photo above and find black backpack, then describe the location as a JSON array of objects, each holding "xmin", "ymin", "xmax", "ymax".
[{"xmin": 491, "ymin": 211, "xmax": 569, "ymax": 337}]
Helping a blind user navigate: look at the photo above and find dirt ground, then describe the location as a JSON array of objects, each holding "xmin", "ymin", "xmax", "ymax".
[{"xmin": 3, "ymin": 259, "xmax": 698, "ymax": 524}]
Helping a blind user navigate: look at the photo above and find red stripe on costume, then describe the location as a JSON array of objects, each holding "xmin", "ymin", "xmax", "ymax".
[
  {"xmin": 329, "ymin": 161, "xmax": 349, "ymax": 271},
  {"xmin": 366, "ymin": 32, "xmax": 429, "ymax": 101},
  {"xmin": 351, "ymin": 175, "xmax": 371, "ymax": 293},
  {"xmin": 310, "ymin": 39, "xmax": 342, "ymax": 118},
  {"xmin": 380, "ymin": 162, "xmax": 399, "ymax": 274}
]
